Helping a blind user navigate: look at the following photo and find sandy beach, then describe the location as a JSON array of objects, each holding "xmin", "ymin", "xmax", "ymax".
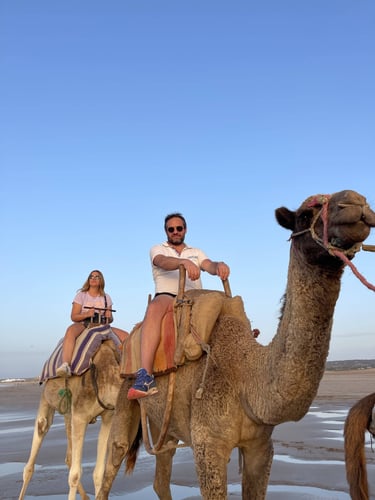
[{"xmin": 1, "ymin": 369, "xmax": 375, "ymax": 500}]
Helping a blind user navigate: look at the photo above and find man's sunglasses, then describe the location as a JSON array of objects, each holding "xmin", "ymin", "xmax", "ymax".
[{"xmin": 167, "ymin": 226, "xmax": 184, "ymax": 233}]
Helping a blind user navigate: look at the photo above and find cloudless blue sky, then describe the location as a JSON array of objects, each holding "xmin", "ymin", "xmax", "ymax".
[{"xmin": 1, "ymin": 1, "xmax": 375, "ymax": 378}]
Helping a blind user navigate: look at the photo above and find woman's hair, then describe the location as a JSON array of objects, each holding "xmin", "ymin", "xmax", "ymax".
[
  {"xmin": 164, "ymin": 212, "xmax": 187, "ymax": 231},
  {"xmin": 80, "ymin": 269, "xmax": 106, "ymax": 295}
]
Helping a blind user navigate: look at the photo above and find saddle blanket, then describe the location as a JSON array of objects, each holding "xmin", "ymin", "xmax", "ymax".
[
  {"xmin": 121, "ymin": 305, "xmax": 176, "ymax": 378},
  {"xmin": 39, "ymin": 325, "xmax": 121, "ymax": 384}
]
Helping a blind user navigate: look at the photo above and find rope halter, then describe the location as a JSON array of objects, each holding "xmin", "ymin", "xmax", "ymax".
[{"xmin": 290, "ymin": 194, "xmax": 375, "ymax": 292}]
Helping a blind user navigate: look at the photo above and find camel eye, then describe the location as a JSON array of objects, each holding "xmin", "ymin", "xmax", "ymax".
[{"xmin": 298, "ymin": 210, "xmax": 313, "ymax": 228}]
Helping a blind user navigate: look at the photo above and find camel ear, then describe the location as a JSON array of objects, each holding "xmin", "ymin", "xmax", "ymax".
[{"xmin": 275, "ymin": 207, "xmax": 296, "ymax": 231}]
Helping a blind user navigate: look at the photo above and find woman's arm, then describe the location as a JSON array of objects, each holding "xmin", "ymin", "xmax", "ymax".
[{"xmin": 70, "ymin": 301, "xmax": 94, "ymax": 323}]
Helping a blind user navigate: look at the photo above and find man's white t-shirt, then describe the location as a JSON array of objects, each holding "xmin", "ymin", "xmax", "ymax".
[{"xmin": 150, "ymin": 242, "xmax": 209, "ymax": 295}]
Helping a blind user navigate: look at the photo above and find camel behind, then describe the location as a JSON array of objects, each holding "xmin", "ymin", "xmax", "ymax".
[{"xmin": 344, "ymin": 392, "xmax": 375, "ymax": 500}]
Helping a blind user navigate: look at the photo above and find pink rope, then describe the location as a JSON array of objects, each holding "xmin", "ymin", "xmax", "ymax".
[
  {"xmin": 307, "ymin": 194, "xmax": 331, "ymax": 246},
  {"xmin": 332, "ymin": 249, "xmax": 375, "ymax": 292},
  {"xmin": 305, "ymin": 194, "xmax": 375, "ymax": 292},
  {"xmin": 321, "ymin": 202, "xmax": 329, "ymax": 247}
]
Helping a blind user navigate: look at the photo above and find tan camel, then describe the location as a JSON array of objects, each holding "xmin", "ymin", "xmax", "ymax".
[
  {"xmin": 344, "ymin": 393, "xmax": 375, "ymax": 500},
  {"xmin": 18, "ymin": 338, "xmax": 131, "ymax": 500},
  {"xmin": 97, "ymin": 189, "xmax": 375, "ymax": 500}
]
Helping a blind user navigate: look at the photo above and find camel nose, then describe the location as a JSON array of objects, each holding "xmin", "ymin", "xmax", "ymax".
[{"xmin": 362, "ymin": 205, "xmax": 375, "ymax": 227}]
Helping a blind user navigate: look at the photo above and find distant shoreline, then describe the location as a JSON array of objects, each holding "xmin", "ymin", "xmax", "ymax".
[
  {"xmin": 325, "ymin": 359, "xmax": 375, "ymax": 370},
  {"xmin": 2, "ymin": 359, "xmax": 375, "ymax": 385}
]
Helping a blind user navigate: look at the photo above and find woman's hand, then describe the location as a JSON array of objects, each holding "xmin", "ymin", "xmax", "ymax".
[
  {"xmin": 86, "ymin": 308, "xmax": 96, "ymax": 318},
  {"xmin": 104, "ymin": 310, "xmax": 113, "ymax": 322}
]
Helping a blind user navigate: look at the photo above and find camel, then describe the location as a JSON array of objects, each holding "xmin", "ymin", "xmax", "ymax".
[
  {"xmin": 97, "ymin": 189, "xmax": 375, "ymax": 500},
  {"xmin": 18, "ymin": 337, "xmax": 130, "ymax": 500},
  {"xmin": 344, "ymin": 393, "xmax": 375, "ymax": 500}
]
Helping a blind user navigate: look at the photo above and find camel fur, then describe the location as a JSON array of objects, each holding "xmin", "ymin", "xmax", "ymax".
[
  {"xmin": 18, "ymin": 339, "xmax": 130, "ymax": 500},
  {"xmin": 97, "ymin": 189, "xmax": 375, "ymax": 500},
  {"xmin": 344, "ymin": 392, "xmax": 375, "ymax": 500}
]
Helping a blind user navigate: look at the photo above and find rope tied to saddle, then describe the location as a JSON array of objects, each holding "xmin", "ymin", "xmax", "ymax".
[
  {"xmin": 90, "ymin": 363, "xmax": 115, "ymax": 410},
  {"xmin": 290, "ymin": 194, "xmax": 375, "ymax": 292},
  {"xmin": 58, "ymin": 384, "xmax": 72, "ymax": 414},
  {"xmin": 174, "ymin": 297, "xmax": 212, "ymax": 398},
  {"xmin": 190, "ymin": 324, "xmax": 212, "ymax": 399},
  {"xmin": 56, "ymin": 358, "xmax": 115, "ymax": 419}
]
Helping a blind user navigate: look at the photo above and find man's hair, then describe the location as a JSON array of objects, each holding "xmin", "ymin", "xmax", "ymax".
[{"xmin": 164, "ymin": 212, "xmax": 187, "ymax": 231}]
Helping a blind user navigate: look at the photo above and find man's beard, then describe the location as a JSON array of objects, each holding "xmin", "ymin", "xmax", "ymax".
[{"xmin": 168, "ymin": 235, "xmax": 185, "ymax": 245}]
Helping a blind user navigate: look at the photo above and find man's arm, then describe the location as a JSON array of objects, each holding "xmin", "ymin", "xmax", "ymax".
[
  {"xmin": 201, "ymin": 259, "xmax": 230, "ymax": 281},
  {"xmin": 153, "ymin": 254, "xmax": 201, "ymax": 281}
]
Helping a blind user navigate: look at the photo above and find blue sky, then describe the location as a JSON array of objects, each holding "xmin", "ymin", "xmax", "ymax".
[{"xmin": 1, "ymin": 1, "xmax": 375, "ymax": 379}]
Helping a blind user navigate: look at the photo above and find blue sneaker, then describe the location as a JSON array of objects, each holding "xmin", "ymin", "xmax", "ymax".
[{"xmin": 127, "ymin": 368, "xmax": 158, "ymax": 400}]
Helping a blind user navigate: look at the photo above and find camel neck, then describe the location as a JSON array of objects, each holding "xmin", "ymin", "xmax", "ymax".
[{"xmin": 257, "ymin": 248, "xmax": 342, "ymax": 424}]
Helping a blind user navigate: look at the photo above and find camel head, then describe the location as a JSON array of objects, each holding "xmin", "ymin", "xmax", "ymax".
[{"xmin": 275, "ymin": 190, "xmax": 375, "ymax": 267}]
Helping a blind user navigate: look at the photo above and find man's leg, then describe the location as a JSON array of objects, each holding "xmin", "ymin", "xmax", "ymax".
[{"xmin": 128, "ymin": 295, "xmax": 173, "ymax": 399}]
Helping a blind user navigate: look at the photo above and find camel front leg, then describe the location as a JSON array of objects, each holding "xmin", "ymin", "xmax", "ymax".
[
  {"xmin": 193, "ymin": 440, "xmax": 230, "ymax": 500},
  {"xmin": 64, "ymin": 414, "xmax": 90, "ymax": 500},
  {"xmin": 97, "ymin": 382, "xmax": 141, "ymax": 500},
  {"xmin": 240, "ymin": 437, "xmax": 273, "ymax": 500},
  {"xmin": 93, "ymin": 410, "xmax": 113, "ymax": 496},
  {"xmin": 18, "ymin": 397, "xmax": 55, "ymax": 500},
  {"xmin": 68, "ymin": 416, "xmax": 88, "ymax": 500},
  {"xmin": 150, "ymin": 420, "xmax": 177, "ymax": 500}
]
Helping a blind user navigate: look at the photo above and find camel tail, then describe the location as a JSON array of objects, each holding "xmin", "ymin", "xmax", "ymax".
[
  {"xmin": 125, "ymin": 422, "xmax": 143, "ymax": 475},
  {"xmin": 344, "ymin": 392, "xmax": 375, "ymax": 500}
]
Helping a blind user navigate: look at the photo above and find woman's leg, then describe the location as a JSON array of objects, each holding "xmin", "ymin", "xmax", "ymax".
[{"xmin": 61, "ymin": 323, "xmax": 85, "ymax": 364}]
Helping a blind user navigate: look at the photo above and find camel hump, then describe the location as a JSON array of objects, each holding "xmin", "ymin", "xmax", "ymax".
[
  {"xmin": 182, "ymin": 291, "xmax": 225, "ymax": 361},
  {"xmin": 182, "ymin": 291, "xmax": 252, "ymax": 361},
  {"xmin": 221, "ymin": 295, "xmax": 252, "ymax": 329}
]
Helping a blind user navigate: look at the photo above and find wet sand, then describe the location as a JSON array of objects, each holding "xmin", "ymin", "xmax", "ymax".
[{"xmin": 1, "ymin": 369, "xmax": 375, "ymax": 499}]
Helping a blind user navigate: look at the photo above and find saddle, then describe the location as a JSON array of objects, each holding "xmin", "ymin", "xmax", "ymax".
[
  {"xmin": 39, "ymin": 325, "xmax": 122, "ymax": 383},
  {"xmin": 120, "ymin": 289, "xmax": 252, "ymax": 378}
]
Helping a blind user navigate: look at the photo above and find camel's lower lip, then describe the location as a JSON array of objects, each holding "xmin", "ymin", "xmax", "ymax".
[{"xmin": 330, "ymin": 238, "xmax": 354, "ymax": 249}]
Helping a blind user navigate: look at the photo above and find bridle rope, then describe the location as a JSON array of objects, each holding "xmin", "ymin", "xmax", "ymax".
[{"xmin": 290, "ymin": 194, "xmax": 375, "ymax": 292}]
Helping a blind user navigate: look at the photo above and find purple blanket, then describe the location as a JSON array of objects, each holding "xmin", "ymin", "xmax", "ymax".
[{"xmin": 39, "ymin": 325, "xmax": 121, "ymax": 383}]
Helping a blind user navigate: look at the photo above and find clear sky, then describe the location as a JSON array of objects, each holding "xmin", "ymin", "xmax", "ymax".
[{"xmin": 1, "ymin": 1, "xmax": 375, "ymax": 379}]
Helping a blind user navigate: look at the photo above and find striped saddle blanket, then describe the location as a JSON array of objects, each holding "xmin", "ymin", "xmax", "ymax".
[{"xmin": 39, "ymin": 325, "xmax": 122, "ymax": 383}]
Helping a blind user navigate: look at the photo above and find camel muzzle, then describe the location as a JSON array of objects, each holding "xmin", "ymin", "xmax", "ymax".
[{"xmin": 362, "ymin": 204, "xmax": 375, "ymax": 226}]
